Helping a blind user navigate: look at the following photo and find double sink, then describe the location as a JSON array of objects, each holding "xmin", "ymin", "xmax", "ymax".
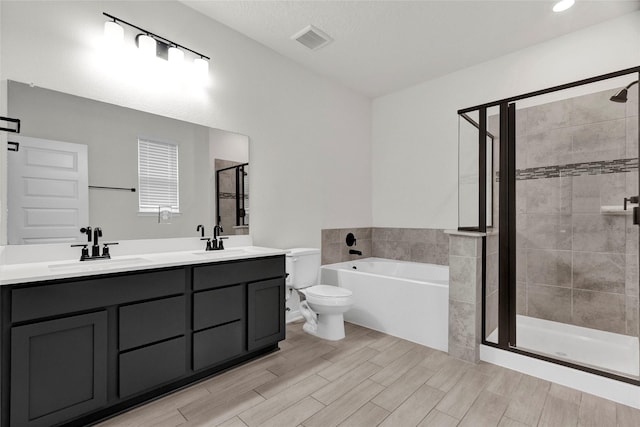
[{"xmin": 46, "ymin": 246, "xmax": 275, "ymax": 273}]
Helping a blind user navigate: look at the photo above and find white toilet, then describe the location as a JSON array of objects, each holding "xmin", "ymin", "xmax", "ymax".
[{"xmin": 286, "ymin": 248, "xmax": 353, "ymax": 340}]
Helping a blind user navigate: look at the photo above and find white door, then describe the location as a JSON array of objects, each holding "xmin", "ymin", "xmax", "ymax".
[{"xmin": 8, "ymin": 135, "xmax": 89, "ymax": 245}]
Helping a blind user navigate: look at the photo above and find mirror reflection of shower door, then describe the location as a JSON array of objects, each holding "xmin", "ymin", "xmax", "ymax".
[
  {"xmin": 215, "ymin": 159, "xmax": 249, "ymax": 236},
  {"xmin": 510, "ymin": 73, "xmax": 639, "ymax": 380}
]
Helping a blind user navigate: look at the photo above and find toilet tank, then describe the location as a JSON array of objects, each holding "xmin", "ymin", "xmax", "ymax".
[{"xmin": 286, "ymin": 248, "xmax": 321, "ymax": 289}]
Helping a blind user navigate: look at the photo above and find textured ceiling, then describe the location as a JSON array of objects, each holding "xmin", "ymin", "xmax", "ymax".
[{"xmin": 181, "ymin": 1, "xmax": 640, "ymax": 98}]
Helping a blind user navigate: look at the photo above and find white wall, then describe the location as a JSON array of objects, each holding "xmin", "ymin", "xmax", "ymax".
[
  {"xmin": 209, "ymin": 128, "xmax": 249, "ymax": 165},
  {"xmin": 0, "ymin": 1, "xmax": 372, "ymax": 249},
  {"xmin": 372, "ymin": 11, "xmax": 640, "ymax": 229}
]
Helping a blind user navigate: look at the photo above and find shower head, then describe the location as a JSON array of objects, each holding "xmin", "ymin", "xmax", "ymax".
[
  {"xmin": 610, "ymin": 80, "xmax": 638, "ymax": 103},
  {"xmin": 610, "ymin": 88, "xmax": 628, "ymax": 103}
]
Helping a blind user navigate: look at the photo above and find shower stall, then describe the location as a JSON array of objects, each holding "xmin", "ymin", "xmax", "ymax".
[{"xmin": 458, "ymin": 67, "xmax": 640, "ymax": 383}]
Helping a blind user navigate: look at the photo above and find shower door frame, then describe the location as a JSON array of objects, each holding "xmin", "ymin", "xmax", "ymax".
[
  {"xmin": 458, "ymin": 65, "xmax": 640, "ymax": 385},
  {"xmin": 458, "ymin": 111, "xmax": 495, "ymax": 233}
]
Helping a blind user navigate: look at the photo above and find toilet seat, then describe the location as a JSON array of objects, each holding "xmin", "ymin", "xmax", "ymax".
[
  {"xmin": 306, "ymin": 285, "xmax": 352, "ymax": 298},
  {"xmin": 304, "ymin": 285, "xmax": 353, "ymax": 306}
]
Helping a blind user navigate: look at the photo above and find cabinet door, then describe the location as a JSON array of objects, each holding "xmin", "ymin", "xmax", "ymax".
[
  {"xmin": 11, "ymin": 311, "xmax": 108, "ymax": 427},
  {"xmin": 247, "ymin": 278, "xmax": 285, "ymax": 351}
]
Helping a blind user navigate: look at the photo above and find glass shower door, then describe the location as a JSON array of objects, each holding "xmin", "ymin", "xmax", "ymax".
[{"xmin": 511, "ymin": 74, "xmax": 639, "ymax": 379}]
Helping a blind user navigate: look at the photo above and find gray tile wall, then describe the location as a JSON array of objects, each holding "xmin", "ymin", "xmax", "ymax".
[
  {"xmin": 372, "ymin": 228, "xmax": 449, "ymax": 265},
  {"xmin": 321, "ymin": 228, "xmax": 372, "ymax": 265},
  {"xmin": 320, "ymin": 227, "xmax": 449, "ymax": 266},
  {"xmin": 513, "ymin": 87, "xmax": 639, "ymax": 337},
  {"xmin": 448, "ymin": 233, "xmax": 483, "ymax": 362}
]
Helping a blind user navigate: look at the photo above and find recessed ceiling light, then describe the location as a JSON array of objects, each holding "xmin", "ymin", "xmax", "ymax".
[{"xmin": 553, "ymin": 0, "xmax": 575, "ymax": 13}]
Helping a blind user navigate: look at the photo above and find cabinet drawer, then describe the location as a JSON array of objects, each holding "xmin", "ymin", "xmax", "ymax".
[
  {"xmin": 12, "ymin": 268, "xmax": 185, "ymax": 323},
  {"xmin": 193, "ymin": 321, "xmax": 245, "ymax": 371},
  {"xmin": 193, "ymin": 285, "xmax": 244, "ymax": 331},
  {"xmin": 119, "ymin": 336, "xmax": 186, "ymax": 398},
  {"xmin": 119, "ymin": 296, "xmax": 185, "ymax": 351},
  {"xmin": 193, "ymin": 256, "xmax": 284, "ymax": 291}
]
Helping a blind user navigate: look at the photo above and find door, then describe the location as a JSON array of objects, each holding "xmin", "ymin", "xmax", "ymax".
[
  {"xmin": 505, "ymin": 72, "xmax": 640, "ymax": 380},
  {"xmin": 247, "ymin": 278, "xmax": 285, "ymax": 351},
  {"xmin": 8, "ymin": 135, "xmax": 88, "ymax": 244},
  {"xmin": 10, "ymin": 311, "xmax": 108, "ymax": 427}
]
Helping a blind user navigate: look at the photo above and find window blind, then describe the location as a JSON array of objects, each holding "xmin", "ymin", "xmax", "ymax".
[{"xmin": 138, "ymin": 138, "xmax": 179, "ymax": 213}]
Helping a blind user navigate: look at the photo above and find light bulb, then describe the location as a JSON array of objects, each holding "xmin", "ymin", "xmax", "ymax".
[
  {"xmin": 168, "ymin": 46, "xmax": 184, "ymax": 64},
  {"xmin": 104, "ymin": 21, "xmax": 124, "ymax": 46},
  {"xmin": 137, "ymin": 34, "xmax": 156, "ymax": 57},
  {"xmin": 553, "ymin": 0, "xmax": 575, "ymax": 13},
  {"xmin": 194, "ymin": 57, "xmax": 209, "ymax": 79}
]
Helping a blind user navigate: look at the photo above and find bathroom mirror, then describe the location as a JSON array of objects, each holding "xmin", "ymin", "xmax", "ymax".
[{"xmin": 5, "ymin": 80, "xmax": 249, "ymax": 244}]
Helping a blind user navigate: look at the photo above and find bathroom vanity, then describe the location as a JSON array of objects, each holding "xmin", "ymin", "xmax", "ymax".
[{"xmin": 0, "ymin": 249, "xmax": 286, "ymax": 427}]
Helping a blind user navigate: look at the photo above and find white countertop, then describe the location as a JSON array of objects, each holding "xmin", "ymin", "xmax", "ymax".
[{"xmin": 0, "ymin": 246, "xmax": 287, "ymax": 286}]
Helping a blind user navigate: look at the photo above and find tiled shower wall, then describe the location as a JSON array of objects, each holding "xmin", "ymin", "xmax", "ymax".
[
  {"xmin": 491, "ymin": 87, "xmax": 639, "ymax": 337},
  {"xmin": 321, "ymin": 228, "xmax": 449, "ymax": 266}
]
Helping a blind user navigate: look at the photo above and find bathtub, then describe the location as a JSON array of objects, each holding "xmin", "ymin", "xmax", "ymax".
[{"xmin": 320, "ymin": 257, "xmax": 449, "ymax": 351}]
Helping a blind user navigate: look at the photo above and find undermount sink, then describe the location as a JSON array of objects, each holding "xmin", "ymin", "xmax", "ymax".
[
  {"xmin": 48, "ymin": 257, "xmax": 151, "ymax": 271},
  {"xmin": 191, "ymin": 246, "xmax": 271, "ymax": 257},
  {"xmin": 192, "ymin": 248, "xmax": 247, "ymax": 256}
]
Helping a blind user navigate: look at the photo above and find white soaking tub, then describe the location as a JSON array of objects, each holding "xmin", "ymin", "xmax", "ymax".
[{"xmin": 320, "ymin": 257, "xmax": 449, "ymax": 351}]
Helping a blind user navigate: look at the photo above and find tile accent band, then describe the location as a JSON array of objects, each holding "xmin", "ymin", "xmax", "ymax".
[{"xmin": 496, "ymin": 157, "xmax": 638, "ymax": 181}]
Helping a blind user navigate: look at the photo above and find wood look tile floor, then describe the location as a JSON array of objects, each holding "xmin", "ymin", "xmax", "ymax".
[{"xmin": 98, "ymin": 321, "xmax": 640, "ymax": 427}]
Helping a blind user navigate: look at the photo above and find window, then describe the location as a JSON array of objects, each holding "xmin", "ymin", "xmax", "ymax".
[{"xmin": 137, "ymin": 138, "xmax": 179, "ymax": 213}]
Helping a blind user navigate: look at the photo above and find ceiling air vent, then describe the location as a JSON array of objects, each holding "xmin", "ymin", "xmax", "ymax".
[{"xmin": 292, "ymin": 25, "xmax": 333, "ymax": 51}]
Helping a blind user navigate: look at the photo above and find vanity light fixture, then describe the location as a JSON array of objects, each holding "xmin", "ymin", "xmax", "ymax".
[
  {"xmin": 102, "ymin": 12, "xmax": 210, "ymax": 72},
  {"xmin": 136, "ymin": 34, "xmax": 157, "ymax": 57},
  {"xmin": 194, "ymin": 56, "xmax": 209, "ymax": 78},
  {"xmin": 103, "ymin": 19, "xmax": 124, "ymax": 46},
  {"xmin": 168, "ymin": 46, "xmax": 184, "ymax": 64},
  {"xmin": 553, "ymin": 0, "xmax": 575, "ymax": 13}
]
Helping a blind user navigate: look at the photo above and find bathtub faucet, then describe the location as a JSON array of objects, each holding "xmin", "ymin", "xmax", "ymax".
[{"xmin": 349, "ymin": 249, "xmax": 362, "ymax": 256}]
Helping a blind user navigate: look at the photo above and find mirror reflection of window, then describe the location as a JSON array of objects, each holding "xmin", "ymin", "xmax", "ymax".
[{"xmin": 138, "ymin": 138, "xmax": 179, "ymax": 214}]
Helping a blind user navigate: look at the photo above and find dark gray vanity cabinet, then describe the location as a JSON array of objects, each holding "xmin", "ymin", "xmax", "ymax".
[
  {"xmin": 1, "ymin": 255, "xmax": 286, "ymax": 427},
  {"xmin": 6, "ymin": 267, "xmax": 186, "ymax": 427},
  {"xmin": 191, "ymin": 256, "xmax": 285, "ymax": 370}
]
